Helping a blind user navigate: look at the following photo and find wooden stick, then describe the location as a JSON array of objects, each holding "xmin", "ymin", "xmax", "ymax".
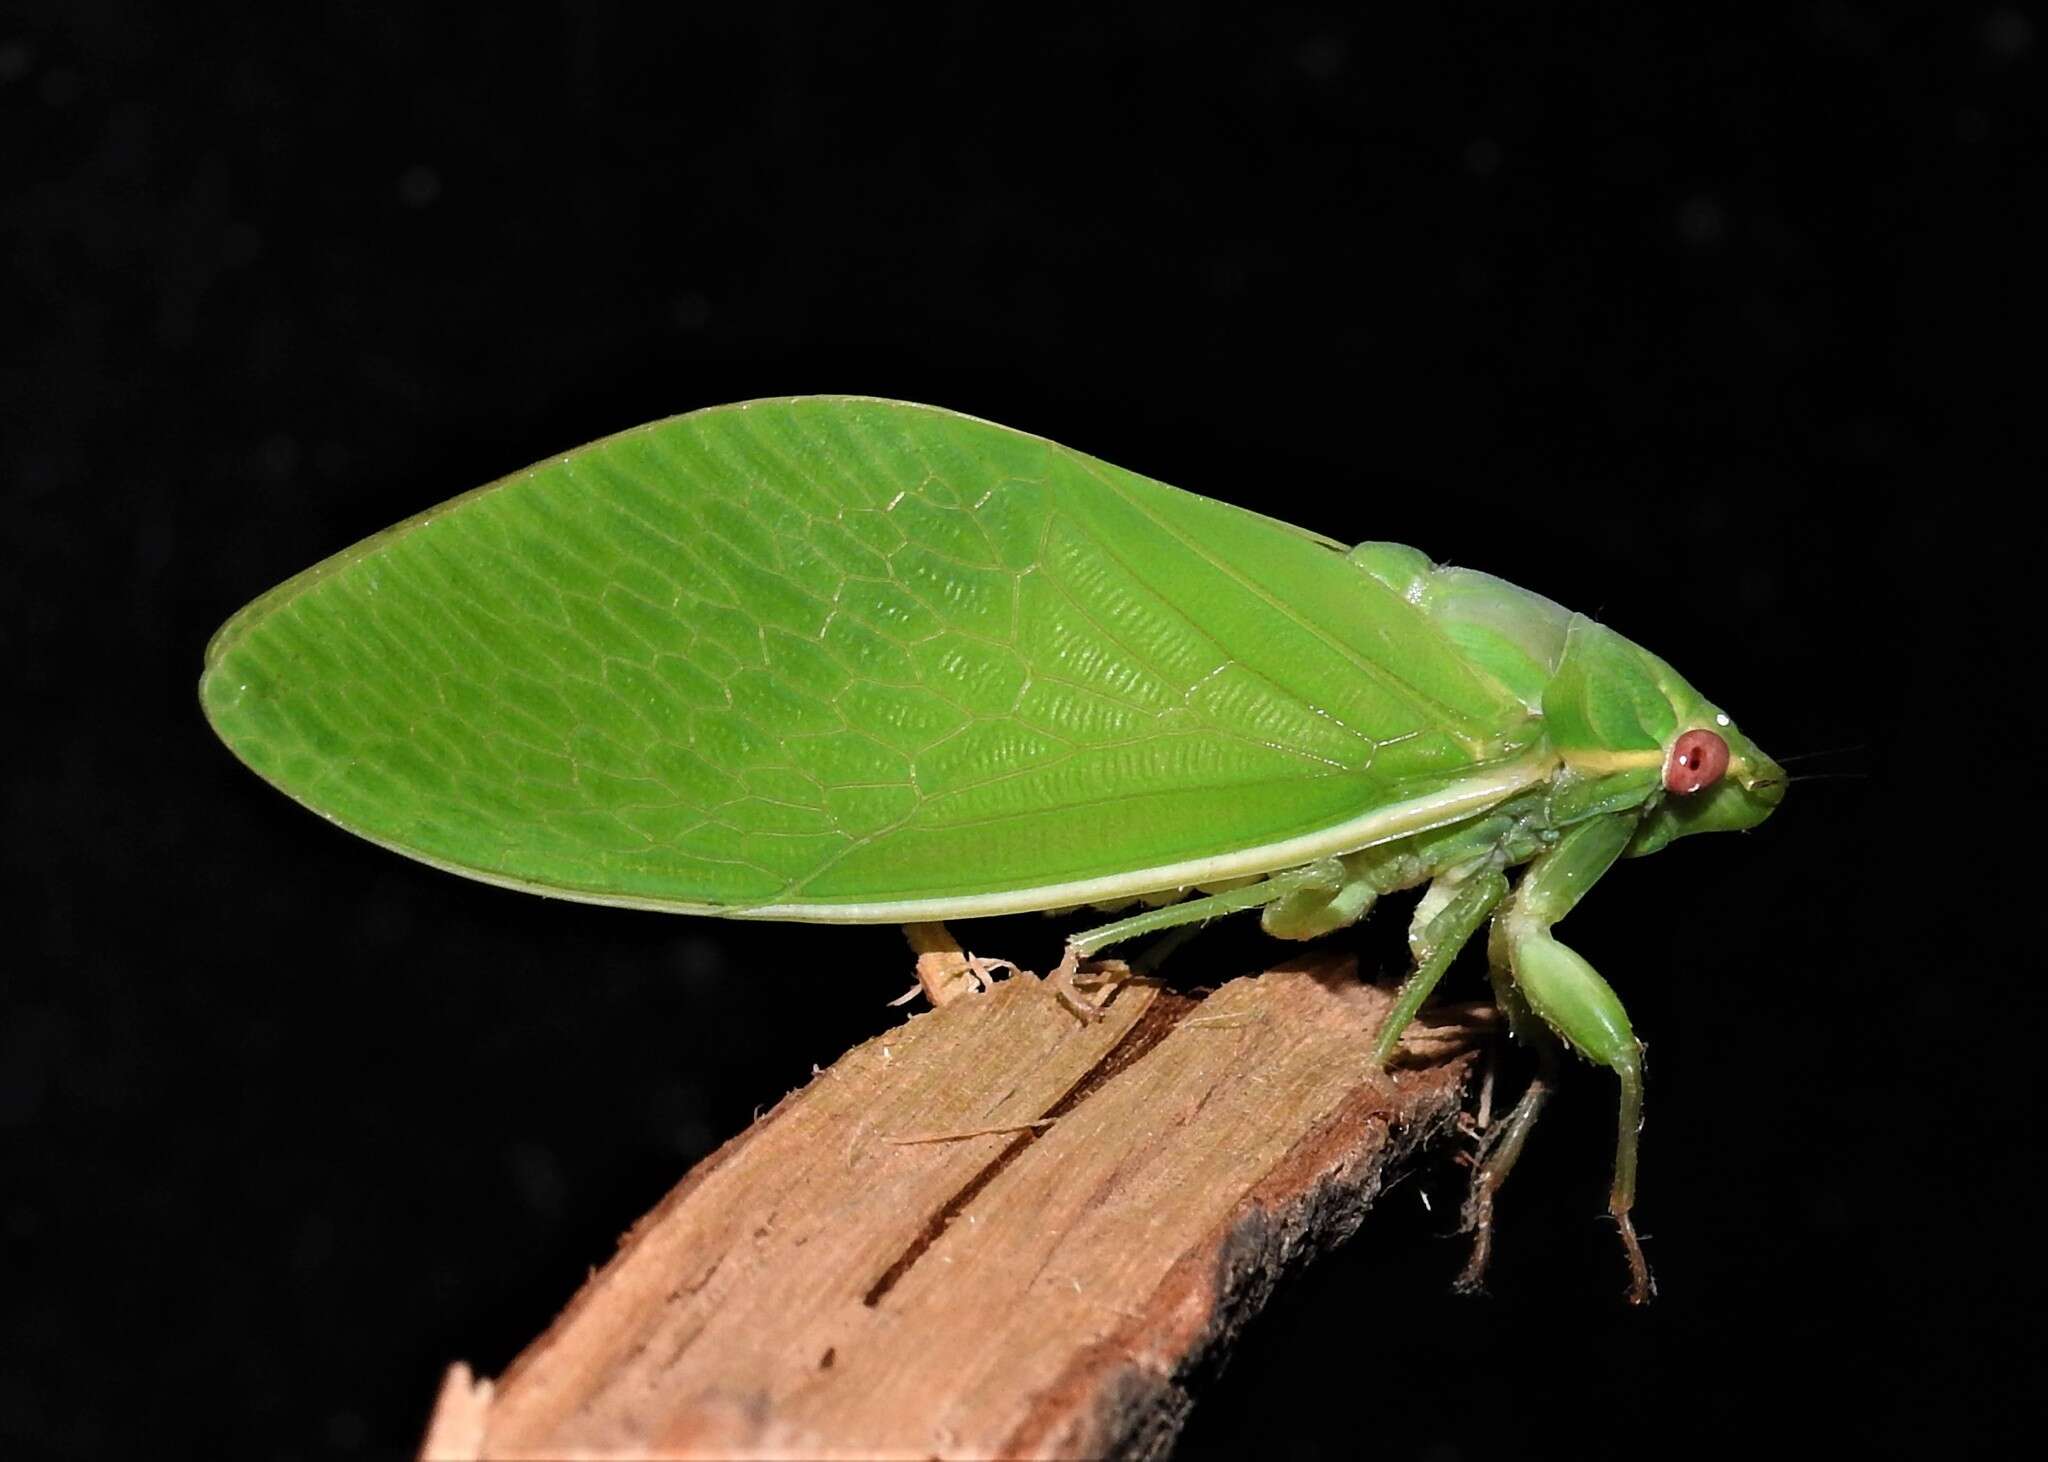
[{"xmin": 420, "ymin": 956, "xmax": 1486, "ymax": 1461}]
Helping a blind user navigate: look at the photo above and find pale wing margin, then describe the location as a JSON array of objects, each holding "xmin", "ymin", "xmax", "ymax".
[{"xmin": 307, "ymin": 752, "xmax": 1552, "ymax": 921}]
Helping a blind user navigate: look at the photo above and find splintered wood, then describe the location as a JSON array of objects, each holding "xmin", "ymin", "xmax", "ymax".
[{"xmin": 421, "ymin": 958, "xmax": 1484, "ymax": 1461}]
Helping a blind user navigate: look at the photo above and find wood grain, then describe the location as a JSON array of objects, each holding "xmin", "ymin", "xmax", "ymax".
[{"xmin": 421, "ymin": 956, "xmax": 1485, "ymax": 1460}]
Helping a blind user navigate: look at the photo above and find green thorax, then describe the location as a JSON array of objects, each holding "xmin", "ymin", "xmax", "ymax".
[{"xmin": 1348, "ymin": 542, "xmax": 1784, "ymax": 855}]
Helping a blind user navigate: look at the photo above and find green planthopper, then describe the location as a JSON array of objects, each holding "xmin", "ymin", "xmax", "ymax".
[{"xmin": 200, "ymin": 396, "xmax": 1784, "ymax": 1300}]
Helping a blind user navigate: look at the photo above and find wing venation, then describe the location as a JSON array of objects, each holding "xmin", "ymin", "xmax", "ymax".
[{"xmin": 201, "ymin": 397, "xmax": 1536, "ymax": 911}]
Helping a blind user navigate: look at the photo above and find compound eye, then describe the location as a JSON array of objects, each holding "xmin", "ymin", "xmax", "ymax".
[{"xmin": 1665, "ymin": 728, "xmax": 1730, "ymax": 795}]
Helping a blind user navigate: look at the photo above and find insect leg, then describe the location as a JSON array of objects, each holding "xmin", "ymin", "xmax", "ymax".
[
  {"xmin": 1048, "ymin": 863, "xmax": 1340, "ymax": 1019},
  {"xmin": 1064, "ymin": 865, "xmax": 1331, "ymax": 962},
  {"xmin": 901, "ymin": 922, "xmax": 1021, "ymax": 1006},
  {"xmin": 1129, "ymin": 922, "xmax": 1206, "ymax": 975},
  {"xmin": 1368, "ymin": 866, "xmax": 1510, "ymax": 1067},
  {"xmin": 1489, "ymin": 813, "xmax": 1655, "ymax": 1302},
  {"xmin": 1454, "ymin": 1002, "xmax": 1562, "ymax": 1295}
]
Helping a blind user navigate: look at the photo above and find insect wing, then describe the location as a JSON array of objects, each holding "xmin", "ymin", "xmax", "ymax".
[{"xmin": 201, "ymin": 398, "xmax": 1535, "ymax": 916}]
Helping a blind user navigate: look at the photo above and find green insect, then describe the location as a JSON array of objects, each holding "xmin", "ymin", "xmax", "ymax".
[{"xmin": 200, "ymin": 396, "xmax": 1783, "ymax": 1300}]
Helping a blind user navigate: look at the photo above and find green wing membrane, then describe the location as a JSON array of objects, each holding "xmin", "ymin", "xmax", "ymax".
[{"xmin": 201, "ymin": 398, "xmax": 1536, "ymax": 912}]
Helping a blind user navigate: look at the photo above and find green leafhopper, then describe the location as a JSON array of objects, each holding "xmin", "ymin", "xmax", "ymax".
[{"xmin": 200, "ymin": 397, "xmax": 1784, "ymax": 1299}]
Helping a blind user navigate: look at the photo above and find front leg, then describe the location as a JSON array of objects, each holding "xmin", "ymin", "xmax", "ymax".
[{"xmin": 1486, "ymin": 813, "xmax": 1654, "ymax": 1302}]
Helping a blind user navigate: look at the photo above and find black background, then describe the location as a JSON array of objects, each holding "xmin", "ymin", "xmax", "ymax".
[{"xmin": 5, "ymin": 4, "xmax": 2036, "ymax": 1457}]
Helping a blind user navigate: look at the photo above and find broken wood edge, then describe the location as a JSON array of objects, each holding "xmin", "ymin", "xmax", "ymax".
[
  {"xmin": 418, "ymin": 1064, "xmax": 826, "ymax": 1462},
  {"xmin": 995, "ymin": 1059, "xmax": 1473, "ymax": 1459},
  {"xmin": 418, "ymin": 961, "xmax": 1487, "ymax": 1461},
  {"xmin": 420, "ymin": 1363, "xmax": 494, "ymax": 1462}
]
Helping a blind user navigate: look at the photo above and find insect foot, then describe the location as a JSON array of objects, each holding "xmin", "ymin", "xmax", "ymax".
[
  {"xmin": 899, "ymin": 922, "xmax": 1021, "ymax": 1007},
  {"xmin": 1046, "ymin": 949, "xmax": 1138, "ymax": 1023},
  {"xmin": 1451, "ymin": 1052, "xmax": 1560, "ymax": 1296},
  {"xmin": 1614, "ymin": 1211, "xmax": 1656, "ymax": 1305}
]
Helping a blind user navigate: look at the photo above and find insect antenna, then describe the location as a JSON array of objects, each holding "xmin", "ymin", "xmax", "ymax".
[
  {"xmin": 1771, "ymin": 744, "xmax": 1872, "ymax": 788},
  {"xmin": 1779, "ymin": 770, "xmax": 1869, "ymax": 787},
  {"xmin": 1774, "ymin": 743, "xmax": 1867, "ymax": 766}
]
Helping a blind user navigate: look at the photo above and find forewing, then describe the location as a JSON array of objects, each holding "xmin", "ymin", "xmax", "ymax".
[{"xmin": 201, "ymin": 398, "xmax": 1535, "ymax": 913}]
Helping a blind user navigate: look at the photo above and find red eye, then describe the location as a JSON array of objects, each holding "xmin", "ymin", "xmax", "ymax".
[{"xmin": 1665, "ymin": 728, "xmax": 1730, "ymax": 794}]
